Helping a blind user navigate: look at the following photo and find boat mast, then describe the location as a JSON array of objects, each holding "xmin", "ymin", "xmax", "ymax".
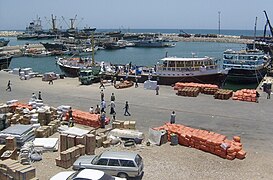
[
  {"xmin": 218, "ymin": 11, "xmax": 221, "ymax": 36},
  {"xmin": 253, "ymin": 17, "xmax": 257, "ymax": 50},
  {"xmin": 92, "ymin": 30, "xmax": 95, "ymax": 66}
]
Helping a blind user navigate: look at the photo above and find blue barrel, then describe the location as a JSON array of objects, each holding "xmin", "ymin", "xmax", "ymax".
[{"xmin": 170, "ymin": 133, "xmax": 178, "ymax": 146}]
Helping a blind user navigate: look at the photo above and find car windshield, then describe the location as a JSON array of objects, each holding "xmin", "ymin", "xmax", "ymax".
[
  {"xmin": 135, "ymin": 154, "xmax": 142, "ymax": 167},
  {"xmin": 66, "ymin": 171, "xmax": 115, "ymax": 180},
  {"xmin": 67, "ymin": 171, "xmax": 80, "ymax": 180},
  {"xmin": 91, "ymin": 154, "xmax": 101, "ymax": 164}
]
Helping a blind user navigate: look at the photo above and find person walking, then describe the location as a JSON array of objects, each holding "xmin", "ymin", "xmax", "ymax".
[
  {"xmin": 100, "ymin": 100, "xmax": 106, "ymax": 113},
  {"xmin": 155, "ymin": 85, "xmax": 159, "ymax": 95},
  {"xmin": 99, "ymin": 78, "xmax": 105, "ymax": 89},
  {"xmin": 100, "ymin": 89, "xmax": 104, "ymax": 101},
  {"xmin": 113, "ymin": 76, "xmax": 117, "ymax": 86},
  {"xmin": 38, "ymin": 91, "xmax": 42, "ymax": 100},
  {"xmin": 6, "ymin": 80, "xmax": 11, "ymax": 91},
  {"xmin": 68, "ymin": 107, "xmax": 74, "ymax": 127},
  {"xmin": 109, "ymin": 101, "xmax": 115, "ymax": 114},
  {"xmin": 266, "ymin": 88, "xmax": 271, "ymax": 99},
  {"xmin": 123, "ymin": 101, "xmax": 131, "ymax": 116},
  {"xmin": 48, "ymin": 75, "xmax": 54, "ymax": 85},
  {"xmin": 100, "ymin": 111, "xmax": 106, "ymax": 128},
  {"xmin": 256, "ymin": 91, "xmax": 260, "ymax": 103},
  {"xmin": 135, "ymin": 78, "xmax": 138, "ymax": 88},
  {"xmin": 110, "ymin": 93, "xmax": 115, "ymax": 102},
  {"xmin": 112, "ymin": 111, "xmax": 116, "ymax": 122},
  {"xmin": 170, "ymin": 111, "xmax": 176, "ymax": 124}
]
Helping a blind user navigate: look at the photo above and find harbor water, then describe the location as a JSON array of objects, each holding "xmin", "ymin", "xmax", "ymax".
[{"xmin": 4, "ymin": 29, "xmax": 261, "ymax": 90}]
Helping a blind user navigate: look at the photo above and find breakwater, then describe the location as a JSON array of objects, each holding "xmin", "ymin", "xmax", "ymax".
[{"xmin": 0, "ymin": 31, "xmax": 23, "ymax": 37}]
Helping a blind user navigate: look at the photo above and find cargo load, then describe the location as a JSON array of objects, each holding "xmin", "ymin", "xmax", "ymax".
[
  {"xmin": 154, "ymin": 123, "xmax": 246, "ymax": 160},
  {"xmin": 232, "ymin": 89, "xmax": 257, "ymax": 102}
]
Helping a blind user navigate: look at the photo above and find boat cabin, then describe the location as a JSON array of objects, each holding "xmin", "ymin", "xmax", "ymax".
[
  {"xmin": 156, "ymin": 57, "xmax": 217, "ymax": 72},
  {"xmin": 223, "ymin": 49, "xmax": 269, "ymax": 70}
]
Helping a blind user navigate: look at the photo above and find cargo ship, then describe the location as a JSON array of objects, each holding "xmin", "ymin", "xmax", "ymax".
[{"xmin": 222, "ymin": 49, "xmax": 271, "ymax": 83}]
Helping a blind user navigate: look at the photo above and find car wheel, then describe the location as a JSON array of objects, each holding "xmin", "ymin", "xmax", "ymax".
[{"xmin": 118, "ymin": 172, "xmax": 128, "ymax": 178}]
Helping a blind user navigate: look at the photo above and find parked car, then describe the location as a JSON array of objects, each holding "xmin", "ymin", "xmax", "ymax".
[
  {"xmin": 50, "ymin": 168, "xmax": 125, "ymax": 180},
  {"xmin": 73, "ymin": 151, "xmax": 144, "ymax": 178}
]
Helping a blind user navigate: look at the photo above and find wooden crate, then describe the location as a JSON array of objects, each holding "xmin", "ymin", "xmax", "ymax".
[
  {"xmin": 18, "ymin": 166, "xmax": 36, "ymax": 180},
  {"xmin": 60, "ymin": 134, "xmax": 67, "ymax": 152}
]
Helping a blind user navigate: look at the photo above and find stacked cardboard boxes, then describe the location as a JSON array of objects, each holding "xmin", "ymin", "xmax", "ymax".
[
  {"xmin": 112, "ymin": 120, "xmax": 136, "ymax": 130},
  {"xmin": 0, "ymin": 159, "xmax": 36, "ymax": 180},
  {"xmin": 55, "ymin": 145, "xmax": 84, "ymax": 169}
]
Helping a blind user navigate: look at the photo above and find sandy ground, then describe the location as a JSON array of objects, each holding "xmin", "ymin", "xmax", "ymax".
[{"xmin": 0, "ymin": 71, "xmax": 273, "ymax": 180}]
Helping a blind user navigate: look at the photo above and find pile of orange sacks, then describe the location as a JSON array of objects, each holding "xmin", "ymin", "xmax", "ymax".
[
  {"xmin": 232, "ymin": 89, "xmax": 257, "ymax": 102},
  {"xmin": 154, "ymin": 123, "xmax": 246, "ymax": 160}
]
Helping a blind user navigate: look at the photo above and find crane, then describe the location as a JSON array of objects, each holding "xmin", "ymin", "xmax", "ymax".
[{"xmin": 263, "ymin": 10, "xmax": 273, "ymax": 39}]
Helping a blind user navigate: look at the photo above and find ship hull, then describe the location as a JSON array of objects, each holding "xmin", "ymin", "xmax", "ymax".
[
  {"xmin": 226, "ymin": 68, "xmax": 267, "ymax": 84},
  {"xmin": 0, "ymin": 56, "xmax": 12, "ymax": 70},
  {"xmin": 107, "ymin": 73, "xmax": 227, "ymax": 87},
  {"xmin": 58, "ymin": 64, "xmax": 80, "ymax": 77}
]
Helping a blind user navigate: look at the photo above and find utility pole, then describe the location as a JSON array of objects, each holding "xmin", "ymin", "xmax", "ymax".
[{"xmin": 218, "ymin": 11, "xmax": 221, "ymax": 36}]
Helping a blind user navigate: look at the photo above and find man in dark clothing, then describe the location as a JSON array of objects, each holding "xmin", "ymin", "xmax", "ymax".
[
  {"xmin": 68, "ymin": 107, "xmax": 74, "ymax": 127},
  {"xmin": 6, "ymin": 80, "xmax": 11, "ymax": 91},
  {"xmin": 156, "ymin": 85, "xmax": 159, "ymax": 95},
  {"xmin": 38, "ymin": 91, "xmax": 42, "ymax": 100},
  {"xmin": 266, "ymin": 89, "xmax": 271, "ymax": 99},
  {"xmin": 110, "ymin": 93, "xmax": 115, "ymax": 102},
  {"xmin": 135, "ymin": 78, "xmax": 138, "ymax": 88},
  {"xmin": 100, "ymin": 90, "xmax": 104, "ymax": 101},
  {"xmin": 123, "ymin": 101, "xmax": 131, "ymax": 116}
]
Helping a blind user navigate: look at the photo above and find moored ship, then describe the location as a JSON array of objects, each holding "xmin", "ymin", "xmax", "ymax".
[
  {"xmin": 110, "ymin": 56, "xmax": 228, "ymax": 86},
  {"xmin": 0, "ymin": 38, "xmax": 10, "ymax": 47},
  {"xmin": 222, "ymin": 49, "xmax": 271, "ymax": 83},
  {"xmin": 0, "ymin": 55, "xmax": 13, "ymax": 70}
]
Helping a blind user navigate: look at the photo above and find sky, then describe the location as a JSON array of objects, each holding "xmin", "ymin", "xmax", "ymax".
[{"xmin": 1, "ymin": 0, "xmax": 273, "ymax": 30}]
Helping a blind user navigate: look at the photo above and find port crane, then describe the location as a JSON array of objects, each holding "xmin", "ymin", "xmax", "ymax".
[{"xmin": 263, "ymin": 10, "xmax": 273, "ymax": 40}]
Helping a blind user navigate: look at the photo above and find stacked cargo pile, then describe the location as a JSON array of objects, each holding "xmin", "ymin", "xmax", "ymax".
[
  {"xmin": 202, "ymin": 87, "xmax": 219, "ymax": 95},
  {"xmin": 214, "ymin": 89, "xmax": 234, "ymax": 100},
  {"xmin": 112, "ymin": 120, "xmax": 136, "ymax": 129},
  {"xmin": 114, "ymin": 80, "xmax": 134, "ymax": 89},
  {"xmin": 0, "ymin": 159, "xmax": 37, "ymax": 180},
  {"xmin": 65, "ymin": 109, "xmax": 101, "ymax": 128},
  {"xmin": 232, "ymin": 89, "xmax": 257, "ymax": 103},
  {"xmin": 174, "ymin": 82, "xmax": 219, "ymax": 91},
  {"xmin": 0, "ymin": 125, "xmax": 35, "ymax": 147},
  {"xmin": 9, "ymin": 102, "xmax": 33, "ymax": 112},
  {"xmin": 55, "ymin": 145, "xmax": 85, "ymax": 169},
  {"xmin": 154, "ymin": 123, "xmax": 246, "ymax": 160},
  {"xmin": 56, "ymin": 130, "xmax": 113, "ymax": 168},
  {"xmin": 177, "ymin": 87, "xmax": 200, "ymax": 97},
  {"xmin": 35, "ymin": 120, "xmax": 60, "ymax": 138},
  {"xmin": 0, "ymin": 137, "xmax": 18, "ymax": 161}
]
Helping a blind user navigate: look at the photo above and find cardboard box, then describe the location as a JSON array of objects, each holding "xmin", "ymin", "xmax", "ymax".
[
  {"xmin": 5, "ymin": 137, "xmax": 16, "ymax": 151},
  {"xmin": 18, "ymin": 166, "xmax": 36, "ymax": 180},
  {"xmin": 129, "ymin": 121, "xmax": 136, "ymax": 129},
  {"xmin": 124, "ymin": 121, "xmax": 130, "ymax": 129},
  {"xmin": 60, "ymin": 134, "xmax": 67, "ymax": 152},
  {"xmin": 95, "ymin": 136, "xmax": 103, "ymax": 148},
  {"xmin": 102, "ymin": 140, "xmax": 111, "ymax": 148}
]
